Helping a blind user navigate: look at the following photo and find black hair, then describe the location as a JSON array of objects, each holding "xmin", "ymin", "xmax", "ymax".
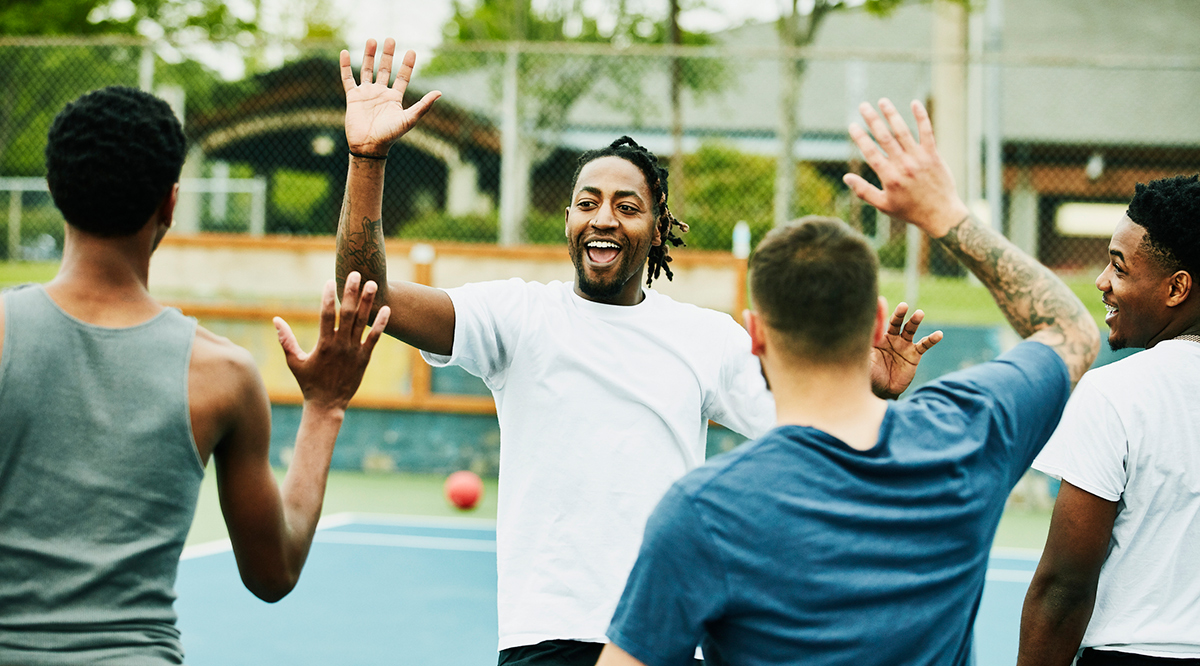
[
  {"xmin": 45, "ymin": 86, "xmax": 187, "ymax": 237},
  {"xmin": 1126, "ymin": 175, "xmax": 1200, "ymax": 278},
  {"xmin": 570, "ymin": 136, "xmax": 688, "ymax": 286},
  {"xmin": 749, "ymin": 217, "xmax": 879, "ymax": 362}
]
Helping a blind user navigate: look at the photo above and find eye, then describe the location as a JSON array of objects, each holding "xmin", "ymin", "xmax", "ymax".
[
  {"xmin": 575, "ymin": 199, "xmax": 596, "ymax": 210},
  {"xmin": 618, "ymin": 204, "xmax": 640, "ymax": 214}
]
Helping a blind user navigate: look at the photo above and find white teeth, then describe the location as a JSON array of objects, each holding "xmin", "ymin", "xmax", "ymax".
[
  {"xmin": 587, "ymin": 241, "xmax": 619, "ymax": 249},
  {"xmin": 1104, "ymin": 303, "xmax": 1117, "ymax": 315}
]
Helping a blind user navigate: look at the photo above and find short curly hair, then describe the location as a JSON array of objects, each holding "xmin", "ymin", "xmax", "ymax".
[
  {"xmin": 570, "ymin": 136, "xmax": 688, "ymax": 286},
  {"xmin": 1126, "ymin": 175, "xmax": 1200, "ymax": 278},
  {"xmin": 45, "ymin": 86, "xmax": 186, "ymax": 237}
]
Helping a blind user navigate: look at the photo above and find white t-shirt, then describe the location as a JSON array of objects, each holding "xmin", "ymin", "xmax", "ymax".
[
  {"xmin": 1033, "ymin": 340, "xmax": 1200, "ymax": 658},
  {"xmin": 422, "ymin": 279, "xmax": 775, "ymax": 651}
]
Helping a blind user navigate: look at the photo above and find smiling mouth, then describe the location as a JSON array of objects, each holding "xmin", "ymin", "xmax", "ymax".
[
  {"xmin": 1103, "ymin": 299, "xmax": 1118, "ymax": 319},
  {"xmin": 585, "ymin": 240, "xmax": 621, "ymax": 265}
]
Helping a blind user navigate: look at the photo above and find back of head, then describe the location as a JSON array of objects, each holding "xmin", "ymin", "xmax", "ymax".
[
  {"xmin": 750, "ymin": 216, "xmax": 879, "ymax": 363},
  {"xmin": 1126, "ymin": 174, "xmax": 1200, "ymax": 280},
  {"xmin": 45, "ymin": 86, "xmax": 186, "ymax": 237}
]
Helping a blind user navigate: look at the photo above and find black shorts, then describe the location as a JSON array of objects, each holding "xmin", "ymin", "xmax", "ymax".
[
  {"xmin": 498, "ymin": 640, "xmax": 704, "ymax": 666},
  {"xmin": 1079, "ymin": 648, "xmax": 1200, "ymax": 665}
]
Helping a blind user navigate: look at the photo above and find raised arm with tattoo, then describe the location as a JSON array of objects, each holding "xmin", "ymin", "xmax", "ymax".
[
  {"xmin": 335, "ymin": 38, "xmax": 455, "ymax": 355},
  {"xmin": 843, "ymin": 99, "xmax": 1099, "ymax": 383}
]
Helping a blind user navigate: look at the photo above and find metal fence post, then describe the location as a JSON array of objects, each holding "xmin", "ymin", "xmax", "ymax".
[
  {"xmin": 498, "ymin": 43, "xmax": 522, "ymax": 246},
  {"xmin": 7, "ymin": 190, "xmax": 21, "ymax": 261}
]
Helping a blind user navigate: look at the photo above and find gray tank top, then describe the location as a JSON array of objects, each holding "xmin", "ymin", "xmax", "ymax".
[{"xmin": 0, "ymin": 284, "xmax": 203, "ymax": 665}]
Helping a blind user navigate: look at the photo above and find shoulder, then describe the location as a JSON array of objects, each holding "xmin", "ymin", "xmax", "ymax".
[
  {"xmin": 673, "ymin": 432, "xmax": 787, "ymax": 499},
  {"xmin": 190, "ymin": 325, "xmax": 260, "ymax": 391}
]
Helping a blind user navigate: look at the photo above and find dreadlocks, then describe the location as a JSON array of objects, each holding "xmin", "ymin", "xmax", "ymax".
[{"xmin": 570, "ymin": 136, "xmax": 689, "ymax": 286}]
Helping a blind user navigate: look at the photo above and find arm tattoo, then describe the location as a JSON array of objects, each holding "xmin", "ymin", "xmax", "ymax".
[
  {"xmin": 936, "ymin": 215, "xmax": 1098, "ymax": 382},
  {"xmin": 337, "ymin": 215, "xmax": 388, "ymax": 287}
]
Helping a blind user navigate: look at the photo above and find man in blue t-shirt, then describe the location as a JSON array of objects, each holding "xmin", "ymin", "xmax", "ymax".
[{"xmin": 596, "ymin": 99, "xmax": 1101, "ymax": 666}]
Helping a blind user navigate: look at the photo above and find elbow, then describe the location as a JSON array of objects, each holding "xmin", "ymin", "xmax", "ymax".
[{"xmin": 242, "ymin": 569, "xmax": 300, "ymax": 603}]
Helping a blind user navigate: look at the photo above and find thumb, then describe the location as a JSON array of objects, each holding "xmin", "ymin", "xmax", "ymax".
[
  {"xmin": 843, "ymin": 173, "xmax": 887, "ymax": 210},
  {"xmin": 274, "ymin": 317, "xmax": 309, "ymax": 367}
]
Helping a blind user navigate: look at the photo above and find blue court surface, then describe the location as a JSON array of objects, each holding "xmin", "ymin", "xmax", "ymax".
[{"xmin": 176, "ymin": 514, "xmax": 1039, "ymax": 665}]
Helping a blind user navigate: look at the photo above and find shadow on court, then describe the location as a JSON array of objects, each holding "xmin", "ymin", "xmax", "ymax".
[{"xmin": 176, "ymin": 514, "xmax": 1038, "ymax": 665}]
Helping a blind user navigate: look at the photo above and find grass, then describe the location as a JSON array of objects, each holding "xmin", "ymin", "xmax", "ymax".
[
  {"xmin": 878, "ymin": 270, "xmax": 1106, "ymax": 327},
  {"xmin": 0, "ymin": 260, "xmax": 58, "ymax": 287}
]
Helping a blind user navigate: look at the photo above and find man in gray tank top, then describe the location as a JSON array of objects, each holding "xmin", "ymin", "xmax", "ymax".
[{"xmin": 0, "ymin": 87, "xmax": 391, "ymax": 664}]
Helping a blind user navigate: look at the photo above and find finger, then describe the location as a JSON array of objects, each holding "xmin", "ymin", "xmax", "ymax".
[
  {"xmin": 362, "ymin": 305, "xmax": 391, "ymax": 356},
  {"xmin": 912, "ymin": 100, "xmax": 938, "ymax": 152},
  {"xmin": 902, "ymin": 309, "xmax": 926, "ymax": 341},
  {"xmin": 351, "ymin": 280, "xmax": 378, "ymax": 342},
  {"xmin": 842, "ymin": 173, "xmax": 887, "ymax": 210},
  {"xmin": 847, "ymin": 122, "xmax": 894, "ymax": 181},
  {"xmin": 860, "ymin": 101, "xmax": 904, "ymax": 160},
  {"xmin": 274, "ymin": 316, "xmax": 309, "ymax": 364},
  {"xmin": 393, "ymin": 49, "xmax": 416, "ymax": 93},
  {"xmin": 888, "ymin": 302, "xmax": 909, "ymax": 335},
  {"xmin": 377, "ymin": 37, "xmax": 396, "ymax": 85},
  {"xmin": 318, "ymin": 279, "xmax": 337, "ymax": 341},
  {"xmin": 406, "ymin": 90, "xmax": 442, "ymax": 124},
  {"xmin": 339, "ymin": 50, "xmax": 355, "ymax": 93},
  {"xmin": 915, "ymin": 330, "xmax": 944, "ymax": 354},
  {"xmin": 338, "ymin": 272, "xmax": 363, "ymax": 338},
  {"xmin": 879, "ymin": 98, "xmax": 918, "ymax": 153},
  {"xmin": 361, "ymin": 38, "xmax": 377, "ymax": 84}
]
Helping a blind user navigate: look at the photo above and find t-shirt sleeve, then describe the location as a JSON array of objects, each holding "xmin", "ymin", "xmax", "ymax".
[
  {"xmin": 419, "ymin": 278, "xmax": 529, "ymax": 389},
  {"xmin": 608, "ymin": 485, "xmax": 728, "ymax": 666},
  {"xmin": 909, "ymin": 340, "xmax": 1072, "ymax": 484},
  {"xmin": 1031, "ymin": 374, "xmax": 1127, "ymax": 502},
  {"xmin": 706, "ymin": 319, "xmax": 775, "ymax": 440}
]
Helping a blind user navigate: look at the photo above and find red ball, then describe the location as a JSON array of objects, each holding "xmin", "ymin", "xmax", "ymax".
[{"xmin": 444, "ymin": 470, "xmax": 484, "ymax": 510}]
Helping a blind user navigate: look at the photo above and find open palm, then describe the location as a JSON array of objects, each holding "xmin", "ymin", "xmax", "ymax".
[
  {"xmin": 870, "ymin": 302, "xmax": 943, "ymax": 399},
  {"xmin": 341, "ymin": 38, "xmax": 441, "ymax": 156}
]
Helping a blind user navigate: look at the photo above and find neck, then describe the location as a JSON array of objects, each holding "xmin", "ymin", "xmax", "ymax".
[
  {"xmin": 767, "ymin": 356, "xmax": 888, "ymax": 451},
  {"xmin": 46, "ymin": 223, "xmax": 162, "ymax": 325}
]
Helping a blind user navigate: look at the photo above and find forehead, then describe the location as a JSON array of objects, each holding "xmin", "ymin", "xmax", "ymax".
[
  {"xmin": 1110, "ymin": 215, "xmax": 1147, "ymax": 256},
  {"xmin": 574, "ymin": 156, "xmax": 651, "ymax": 199}
]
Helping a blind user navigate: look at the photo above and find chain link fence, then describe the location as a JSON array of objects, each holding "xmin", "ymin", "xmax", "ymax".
[{"xmin": 3, "ymin": 37, "xmax": 1199, "ymax": 323}]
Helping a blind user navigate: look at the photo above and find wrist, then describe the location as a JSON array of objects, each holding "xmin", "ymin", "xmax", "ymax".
[
  {"xmin": 923, "ymin": 201, "xmax": 972, "ymax": 239},
  {"xmin": 302, "ymin": 399, "xmax": 348, "ymax": 422},
  {"xmin": 349, "ymin": 142, "xmax": 392, "ymax": 158}
]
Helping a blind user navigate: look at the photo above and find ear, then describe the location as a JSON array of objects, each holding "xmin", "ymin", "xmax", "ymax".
[
  {"xmin": 871, "ymin": 296, "xmax": 889, "ymax": 347},
  {"xmin": 745, "ymin": 310, "xmax": 768, "ymax": 358},
  {"xmin": 158, "ymin": 183, "xmax": 180, "ymax": 229},
  {"xmin": 652, "ymin": 217, "xmax": 663, "ymax": 247},
  {"xmin": 564, "ymin": 206, "xmax": 570, "ymax": 239},
  {"xmin": 1166, "ymin": 270, "xmax": 1192, "ymax": 307}
]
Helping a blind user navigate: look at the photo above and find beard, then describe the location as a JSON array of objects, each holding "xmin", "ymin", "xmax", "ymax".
[
  {"xmin": 569, "ymin": 240, "xmax": 637, "ymax": 299},
  {"xmin": 1107, "ymin": 332, "xmax": 1128, "ymax": 351}
]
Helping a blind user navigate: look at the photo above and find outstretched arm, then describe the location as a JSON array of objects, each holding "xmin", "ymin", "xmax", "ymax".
[
  {"xmin": 1018, "ymin": 481, "xmax": 1117, "ymax": 666},
  {"xmin": 336, "ymin": 38, "xmax": 455, "ymax": 355},
  {"xmin": 213, "ymin": 273, "xmax": 389, "ymax": 601},
  {"xmin": 844, "ymin": 99, "xmax": 1099, "ymax": 384}
]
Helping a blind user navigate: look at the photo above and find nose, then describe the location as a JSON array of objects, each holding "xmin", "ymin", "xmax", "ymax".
[
  {"xmin": 1095, "ymin": 264, "xmax": 1111, "ymax": 292},
  {"xmin": 591, "ymin": 202, "xmax": 619, "ymax": 230}
]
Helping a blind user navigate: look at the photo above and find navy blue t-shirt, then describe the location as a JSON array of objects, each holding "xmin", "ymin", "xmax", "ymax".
[{"xmin": 607, "ymin": 341, "xmax": 1070, "ymax": 666}]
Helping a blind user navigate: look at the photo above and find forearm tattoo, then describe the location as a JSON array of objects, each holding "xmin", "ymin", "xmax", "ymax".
[
  {"xmin": 937, "ymin": 215, "xmax": 1098, "ymax": 381},
  {"xmin": 336, "ymin": 177, "xmax": 388, "ymax": 293}
]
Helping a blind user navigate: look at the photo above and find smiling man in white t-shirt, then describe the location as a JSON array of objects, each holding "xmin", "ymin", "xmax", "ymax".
[
  {"xmin": 1019, "ymin": 175, "xmax": 1200, "ymax": 666},
  {"xmin": 332, "ymin": 39, "xmax": 942, "ymax": 666}
]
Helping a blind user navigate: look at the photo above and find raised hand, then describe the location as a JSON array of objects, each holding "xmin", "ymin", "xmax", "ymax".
[
  {"xmin": 274, "ymin": 272, "xmax": 391, "ymax": 411},
  {"xmin": 869, "ymin": 302, "xmax": 943, "ymax": 400},
  {"xmin": 843, "ymin": 99, "xmax": 971, "ymax": 239},
  {"xmin": 341, "ymin": 38, "xmax": 442, "ymax": 156}
]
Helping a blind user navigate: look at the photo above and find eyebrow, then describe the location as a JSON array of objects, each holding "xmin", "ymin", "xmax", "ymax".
[
  {"xmin": 1110, "ymin": 248, "xmax": 1126, "ymax": 262},
  {"xmin": 576, "ymin": 186, "xmax": 646, "ymax": 205}
]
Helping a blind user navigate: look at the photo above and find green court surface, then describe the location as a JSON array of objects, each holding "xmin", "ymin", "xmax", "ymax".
[{"xmin": 186, "ymin": 467, "xmax": 1051, "ymax": 551}]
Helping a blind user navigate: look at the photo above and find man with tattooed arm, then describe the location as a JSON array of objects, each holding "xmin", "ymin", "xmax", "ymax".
[
  {"xmin": 596, "ymin": 99, "xmax": 1099, "ymax": 666},
  {"xmin": 333, "ymin": 40, "xmax": 944, "ymax": 666}
]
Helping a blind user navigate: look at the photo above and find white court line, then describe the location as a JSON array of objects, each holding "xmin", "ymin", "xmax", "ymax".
[
  {"xmin": 990, "ymin": 547, "xmax": 1043, "ymax": 561},
  {"xmin": 332, "ymin": 512, "xmax": 497, "ymax": 530},
  {"xmin": 986, "ymin": 569, "xmax": 1035, "ymax": 583},
  {"xmin": 180, "ymin": 539, "xmax": 232, "ymax": 561},
  {"xmin": 313, "ymin": 530, "xmax": 497, "ymax": 552}
]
